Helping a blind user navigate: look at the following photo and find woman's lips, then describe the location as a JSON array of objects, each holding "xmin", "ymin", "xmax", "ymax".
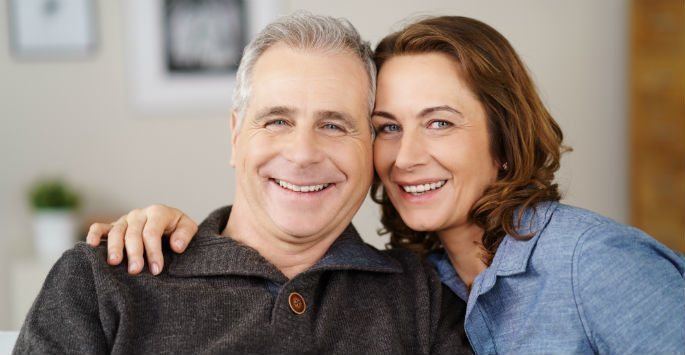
[
  {"xmin": 398, "ymin": 179, "xmax": 447, "ymax": 194},
  {"xmin": 394, "ymin": 179, "xmax": 448, "ymax": 202}
]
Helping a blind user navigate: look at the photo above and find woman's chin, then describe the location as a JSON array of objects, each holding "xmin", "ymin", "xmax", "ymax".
[{"xmin": 400, "ymin": 214, "xmax": 443, "ymax": 233}]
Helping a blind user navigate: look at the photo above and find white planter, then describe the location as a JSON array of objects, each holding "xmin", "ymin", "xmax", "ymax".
[{"xmin": 32, "ymin": 210, "xmax": 78, "ymax": 262}]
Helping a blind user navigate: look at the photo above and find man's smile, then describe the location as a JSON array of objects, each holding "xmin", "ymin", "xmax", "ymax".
[{"xmin": 272, "ymin": 178, "xmax": 333, "ymax": 193}]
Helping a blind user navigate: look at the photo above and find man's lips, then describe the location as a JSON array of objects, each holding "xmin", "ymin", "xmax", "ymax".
[{"xmin": 271, "ymin": 178, "xmax": 333, "ymax": 193}]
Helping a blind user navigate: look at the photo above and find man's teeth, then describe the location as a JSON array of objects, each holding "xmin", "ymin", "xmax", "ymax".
[
  {"xmin": 275, "ymin": 179, "xmax": 330, "ymax": 193},
  {"xmin": 402, "ymin": 180, "xmax": 447, "ymax": 194}
]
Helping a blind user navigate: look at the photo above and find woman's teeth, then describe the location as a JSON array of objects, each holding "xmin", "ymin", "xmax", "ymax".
[
  {"xmin": 275, "ymin": 179, "xmax": 330, "ymax": 193},
  {"xmin": 401, "ymin": 180, "xmax": 446, "ymax": 195}
]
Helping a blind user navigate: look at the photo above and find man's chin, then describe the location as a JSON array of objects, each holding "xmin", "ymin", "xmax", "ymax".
[{"xmin": 270, "ymin": 214, "xmax": 339, "ymax": 240}]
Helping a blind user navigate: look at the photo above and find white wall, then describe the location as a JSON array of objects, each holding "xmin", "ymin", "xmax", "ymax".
[
  {"xmin": 289, "ymin": 0, "xmax": 629, "ymax": 230},
  {"xmin": 0, "ymin": 0, "xmax": 627, "ymax": 329}
]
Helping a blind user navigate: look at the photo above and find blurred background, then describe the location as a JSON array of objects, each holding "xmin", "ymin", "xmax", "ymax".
[{"xmin": 0, "ymin": 0, "xmax": 683, "ymax": 330}]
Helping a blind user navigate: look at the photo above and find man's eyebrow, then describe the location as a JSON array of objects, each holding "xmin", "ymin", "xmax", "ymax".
[
  {"xmin": 316, "ymin": 110, "xmax": 357, "ymax": 128},
  {"xmin": 418, "ymin": 105, "xmax": 462, "ymax": 117},
  {"xmin": 253, "ymin": 106, "xmax": 297, "ymax": 121}
]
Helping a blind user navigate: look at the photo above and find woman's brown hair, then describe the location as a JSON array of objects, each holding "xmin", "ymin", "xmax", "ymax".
[{"xmin": 371, "ymin": 16, "xmax": 569, "ymax": 263}]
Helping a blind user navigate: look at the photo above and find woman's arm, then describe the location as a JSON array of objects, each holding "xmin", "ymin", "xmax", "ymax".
[
  {"xmin": 572, "ymin": 223, "xmax": 685, "ymax": 353},
  {"xmin": 86, "ymin": 205, "xmax": 198, "ymax": 275}
]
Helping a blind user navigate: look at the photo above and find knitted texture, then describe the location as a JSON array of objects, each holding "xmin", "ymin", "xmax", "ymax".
[{"xmin": 14, "ymin": 206, "xmax": 470, "ymax": 354}]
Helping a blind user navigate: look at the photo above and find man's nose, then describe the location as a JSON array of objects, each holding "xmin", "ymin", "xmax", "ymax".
[
  {"xmin": 281, "ymin": 127, "xmax": 326, "ymax": 167},
  {"xmin": 394, "ymin": 129, "xmax": 429, "ymax": 171}
]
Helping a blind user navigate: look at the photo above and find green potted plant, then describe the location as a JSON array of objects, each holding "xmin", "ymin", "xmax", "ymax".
[{"xmin": 29, "ymin": 178, "xmax": 81, "ymax": 261}]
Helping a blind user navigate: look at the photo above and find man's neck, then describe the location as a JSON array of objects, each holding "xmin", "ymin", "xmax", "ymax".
[{"xmin": 222, "ymin": 202, "xmax": 344, "ymax": 280}]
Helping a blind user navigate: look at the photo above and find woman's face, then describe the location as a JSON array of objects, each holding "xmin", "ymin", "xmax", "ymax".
[{"xmin": 372, "ymin": 53, "xmax": 500, "ymax": 234}]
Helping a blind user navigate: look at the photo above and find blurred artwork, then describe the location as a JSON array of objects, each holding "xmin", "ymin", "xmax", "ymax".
[
  {"xmin": 124, "ymin": 0, "xmax": 283, "ymax": 115},
  {"xmin": 9, "ymin": 0, "xmax": 97, "ymax": 57},
  {"xmin": 164, "ymin": 0, "xmax": 246, "ymax": 74}
]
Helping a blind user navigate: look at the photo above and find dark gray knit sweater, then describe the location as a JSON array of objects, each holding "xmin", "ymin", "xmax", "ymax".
[{"xmin": 14, "ymin": 206, "xmax": 470, "ymax": 354}]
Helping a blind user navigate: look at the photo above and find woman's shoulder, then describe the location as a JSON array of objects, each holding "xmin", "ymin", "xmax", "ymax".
[
  {"xmin": 546, "ymin": 203, "xmax": 620, "ymax": 232},
  {"xmin": 543, "ymin": 203, "xmax": 682, "ymax": 264},
  {"xmin": 517, "ymin": 202, "xmax": 620, "ymax": 243},
  {"xmin": 539, "ymin": 203, "xmax": 650, "ymax": 248},
  {"xmin": 521, "ymin": 202, "xmax": 683, "ymax": 277},
  {"xmin": 550, "ymin": 205, "xmax": 685, "ymax": 352}
]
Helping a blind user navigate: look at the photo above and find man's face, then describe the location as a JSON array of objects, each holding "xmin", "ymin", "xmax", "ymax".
[{"xmin": 231, "ymin": 43, "xmax": 373, "ymax": 241}]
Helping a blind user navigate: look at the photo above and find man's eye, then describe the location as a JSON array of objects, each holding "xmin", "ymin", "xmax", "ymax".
[
  {"xmin": 265, "ymin": 119, "xmax": 288, "ymax": 127},
  {"xmin": 428, "ymin": 120, "xmax": 452, "ymax": 129},
  {"xmin": 322, "ymin": 123, "xmax": 343, "ymax": 131}
]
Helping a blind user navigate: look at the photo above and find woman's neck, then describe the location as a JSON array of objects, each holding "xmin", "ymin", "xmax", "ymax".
[{"xmin": 438, "ymin": 223, "xmax": 488, "ymax": 289}]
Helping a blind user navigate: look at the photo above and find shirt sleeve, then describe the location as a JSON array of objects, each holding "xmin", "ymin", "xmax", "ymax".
[
  {"xmin": 572, "ymin": 223, "xmax": 685, "ymax": 354},
  {"xmin": 13, "ymin": 247, "xmax": 109, "ymax": 354}
]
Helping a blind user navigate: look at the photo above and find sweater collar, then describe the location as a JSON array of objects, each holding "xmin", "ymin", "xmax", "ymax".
[{"xmin": 168, "ymin": 206, "xmax": 402, "ymax": 282}]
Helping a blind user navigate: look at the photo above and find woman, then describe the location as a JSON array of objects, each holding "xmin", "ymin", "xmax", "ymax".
[{"xmin": 88, "ymin": 16, "xmax": 685, "ymax": 353}]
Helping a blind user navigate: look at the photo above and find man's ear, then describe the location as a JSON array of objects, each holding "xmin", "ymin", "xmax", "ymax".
[{"xmin": 230, "ymin": 111, "xmax": 240, "ymax": 167}]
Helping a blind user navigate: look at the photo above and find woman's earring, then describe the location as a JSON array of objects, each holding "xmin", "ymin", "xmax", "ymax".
[{"xmin": 502, "ymin": 162, "xmax": 509, "ymax": 171}]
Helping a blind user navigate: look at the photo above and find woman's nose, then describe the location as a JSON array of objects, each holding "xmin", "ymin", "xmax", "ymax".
[{"xmin": 393, "ymin": 130, "xmax": 429, "ymax": 171}]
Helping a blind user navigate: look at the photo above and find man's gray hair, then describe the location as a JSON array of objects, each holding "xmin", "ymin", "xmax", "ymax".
[{"xmin": 232, "ymin": 11, "xmax": 376, "ymax": 127}]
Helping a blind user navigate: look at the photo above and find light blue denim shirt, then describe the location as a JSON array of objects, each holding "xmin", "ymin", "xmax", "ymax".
[{"xmin": 429, "ymin": 201, "xmax": 685, "ymax": 354}]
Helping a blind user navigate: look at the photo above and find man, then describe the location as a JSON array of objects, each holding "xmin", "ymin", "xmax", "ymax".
[{"xmin": 14, "ymin": 12, "xmax": 468, "ymax": 354}]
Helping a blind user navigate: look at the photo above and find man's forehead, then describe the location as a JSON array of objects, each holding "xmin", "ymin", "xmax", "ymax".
[
  {"xmin": 251, "ymin": 44, "xmax": 367, "ymax": 88},
  {"xmin": 247, "ymin": 51, "xmax": 367, "ymax": 117},
  {"xmin": 253, "ymin": 105, "xmax": 356, "ymax": 122}
]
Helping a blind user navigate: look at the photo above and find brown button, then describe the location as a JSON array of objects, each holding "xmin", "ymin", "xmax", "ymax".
[{"xmin": 288, "ymin": 292, "xmax": 306, "ymax": 314}]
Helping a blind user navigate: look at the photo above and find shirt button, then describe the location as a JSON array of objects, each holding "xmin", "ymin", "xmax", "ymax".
[{"xmin": 288, "ymin": 292, "xmax": 306, "ymax": 315}]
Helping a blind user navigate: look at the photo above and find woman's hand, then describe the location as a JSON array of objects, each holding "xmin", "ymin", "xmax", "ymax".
[{"xmin": 85, "ymin": 205, "xmax": 198, "ymax": 275}]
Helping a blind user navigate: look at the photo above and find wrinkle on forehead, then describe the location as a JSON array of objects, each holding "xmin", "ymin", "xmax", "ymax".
[{"xmin": 246, "ymin": 45, "xmax": 369, "ymax": 125}]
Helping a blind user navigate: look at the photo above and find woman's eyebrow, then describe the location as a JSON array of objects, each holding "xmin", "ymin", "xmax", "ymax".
[
  {"xmin": 418, "ymin": 105, "xmax": 462, "ymax": 117},
  {"xmin": 373, "ymin": 106, "xmax": 462, "ymax": 120},
  {"xmin": 371, "ymin": 111, "xmax": 396, "ymax": 120}
]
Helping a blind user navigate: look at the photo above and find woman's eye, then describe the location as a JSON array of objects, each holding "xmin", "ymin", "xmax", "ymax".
[
  {"xmin": 379, "ymin": 124, "xmax": 401, "ymax": 133},
  {"xmin": 428, "ymin": 120, "xmax": 452, "ymax": 129}
]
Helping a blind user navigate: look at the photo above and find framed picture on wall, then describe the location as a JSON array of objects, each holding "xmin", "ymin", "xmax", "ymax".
[
  {"xmin": 164, "ymin": 0, "xmax": 247, "ymax": 74},
  {"xmin": 124, "ymin": 0, "xmax": 284, "ymax": 116},
  {"xmin": 9, "ymin": 0, "xmax": 97, "ymax": 58}
]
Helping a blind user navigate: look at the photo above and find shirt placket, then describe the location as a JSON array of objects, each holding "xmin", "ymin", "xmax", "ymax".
[
  {"xmin": 269, "ymin": 276, "xmax": 318, "ymax": 353},
  {"xmin": 464, "ymin": 274, "xmax": 498, "ymax": 355}
]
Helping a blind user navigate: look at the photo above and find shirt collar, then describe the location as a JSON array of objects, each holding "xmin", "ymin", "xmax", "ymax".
[
  {"xmin": 429, "ymin": 201, "xmax": 559, "ymax": 299},
  {"xmin": 168, "ymin": 206, "xmax": 402, "ymax": 282},
  {"xmin": 491, "ymin": 200, "xmax": 559, "ymax": 276},
  {"xmin": 473, "ymin": 200, "xmax": 559, "ymax": 300}
]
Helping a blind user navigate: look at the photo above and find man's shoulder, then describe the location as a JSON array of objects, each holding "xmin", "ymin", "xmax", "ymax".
[
  {"xmin": 59, "ymin": 242, "xmax": 112, "ymax": 274},
  {"xmin": 68, "ymin": 241, "xmax": 171, "ymax": 281}
]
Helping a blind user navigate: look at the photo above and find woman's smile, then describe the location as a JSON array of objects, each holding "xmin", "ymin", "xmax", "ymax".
[{"xmin": 372, "ymin": 53, "xmax": 499, "ymax": 233}]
